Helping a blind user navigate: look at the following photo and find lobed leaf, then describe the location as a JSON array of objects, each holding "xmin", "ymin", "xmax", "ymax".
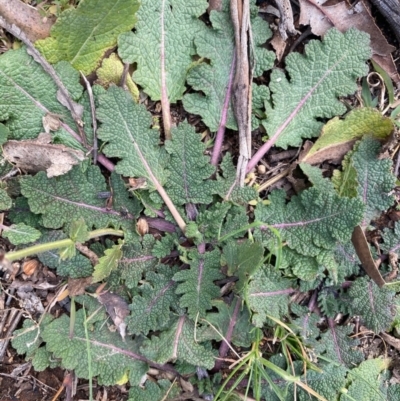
[
  {"xmin": 118, "ymin": 0, "xmax": 208, "ymax": 102},
  {"xmin": 348, "ymin": 276, "xmax": 395, "ymax": 333},
  {"xmin": 92, "ymin": 242, "xmax": 123, "ymax": 282},
  {"xmin": 351, "ymin": 137, "xmax": 396, "ymax": 228},
  {"xmin": 20, "ymin": 165, "xmax": 132, "ymax": 230},
  {"xmin": 165, "ymin": 122, "xmax": 217, "ymax": 205},
  {"xmin": 245, "ymin": 265, "xmax": 295, "ymax": 327},
  {"xmin": 97, "ymin": 86, "xmax": 169, "ymax": 191},
  {"xmin": 42, "ymin": 309, "xmax": 148, "ymax": 386},
  {"xmin": 315, "ymin": 324, "xmax": 363, "ymax": 367},
  {"xmin": 174, "ymin": 249, "xmax": 223, "ymax": 319},
  {"xmin": 127, "ymin": 266, "xmax": 178, "ymax": 335},
  {"xmin": 140, "ymin": 315, "xmax": 215, "ymax": 369},
  {"xmin": 255, "ymin": 187, "xmax": 364, "ymax": 258},
  {"xmin": 264, "ymin": 28, "xmax": 370, "ymax": 149},
  {"xmin": 182, "ymin": 0, "xmax": 274, "ymax": 131},
  {"xmin": 345, "ymin": 358, "xmax": 390, "ymax": 401}
]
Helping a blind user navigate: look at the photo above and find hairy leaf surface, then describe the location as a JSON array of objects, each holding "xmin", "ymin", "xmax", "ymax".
[
  {"xmin": 246, "ymin": 266, "xmax": 294, "ymax": 327},
  {"xmin": 127, "ymin": 266, "xmax": 178, "ymax": 335},
  {"xmin": 165, "ymin": 122, "xmax": 217, "ymax": 205},
  {"xmin": 0, "ymin": 48, "xmax": 78, "ymax": 140},
  {"xmin": 140, "ymin": 316, "xmax": 215, "ymax": 369},
  {"xmin": 315, "ymin": 324, "xmax": 363, "ymax": 367},
  {"xmin": 182, "ymin": 0, "xmax": 274, "ymax": 131},
  {"xmin": 42, "ymin": 309, "xmax": 148, "ymax": 386},
  {"xmin": 262, "ymin": 28, "xmax": 370, "ymax": 149},
  {"xmin": 255, "ymin": 187, "xmax": 363, "ymax": 257},
  {"xmin": 351, "ymin": 138, "xmax": 396, "ymax": 228},
  {"xmin": 174, "ymin": 249, "xmax": 223, "ymax": 319},
  {"xmin": 2, "ymin": 223, "xmax": 41, "ymax": 245},
  {"xmin": 97, "ymin": 86, "xmax": 169, "ymax": 191},
  {"xmin": 348, "ymin": 276, "xmax": 395, "ymax": 333},
  {"xmin": 118, "ymin": 0, "xmax": 208, "ymax": 102},
  {"xmin": 20, "ymin": 165, "xmax": 130, "ymax": 230}
]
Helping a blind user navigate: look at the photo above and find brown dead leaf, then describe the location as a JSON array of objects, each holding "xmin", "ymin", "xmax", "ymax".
[
  {"xmin": 0, "ymin": 0, "xmax": 55, "ymax": 42},
  {"xmin": 299, "ymin": 0, "xmax": 399, "ymax": 83},
  {"xmin": 68, "ymin": 277, "xmax": 93, "ymax": 297},
  {"xmin": 97, "ymin": 291, "xmax": 130, "ymax": 340},
  {"xmin": 270, "ymin": 30, "xmax": 287, "ymax": 62},
  {"xmin": 3, "ymin": 136, "xmax": 86, "ymax": 178},
  {"xmin": 351, "ymin": 226, "xmax": 386, "ymax": 287}
]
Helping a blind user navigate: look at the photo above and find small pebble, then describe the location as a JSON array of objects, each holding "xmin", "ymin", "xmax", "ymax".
[{"xmin": 257, "ymin": 164, "xmax": 266, "ymax": 174}]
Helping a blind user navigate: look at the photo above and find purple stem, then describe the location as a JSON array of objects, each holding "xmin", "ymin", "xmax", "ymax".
[
  {"xmin": 213, "ymin": 296, "xmax": 241, "ymax": 372},
  {"xmin": 211, "ymin": 52, "xmax": 236, "ymax": 166}
]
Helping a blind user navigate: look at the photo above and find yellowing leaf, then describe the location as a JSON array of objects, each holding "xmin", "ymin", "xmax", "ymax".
[
  {"xmin": 96, "ymin": 53, "xmax": 139, "ymax": 102},
  {"xmin": 36, "ymin": 0, "xmax": 139, "ymax": 75},
  {"xmin": 303, "ymin": 108, "xmax": 393, "ymax": 164}
]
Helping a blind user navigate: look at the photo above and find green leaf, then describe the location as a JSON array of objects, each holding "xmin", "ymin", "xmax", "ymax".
[
  {"xmin": 20, "ymin": 165, "xmax": 130, "ymax": 230},
  {"xmin": 291, "ymin": 304, "xmax": 320, "ymax": 344},
  {"xmin": 0, "ymin": 187, "xmax": 12, "ymax": 210},
  {"xmin": 92, "ymin": 241, "xmax": 123, "ymax": 282},
  {"xmin": 12, "ymin": 319, "xmax": 43, "ymax": 357},
  {"xmin": 140, "ymin": 315, "xmax": 215, "ymax": 369},
  {"xmin": 223, "ymin": 240, "xmax": 264, "ymax": 291},
  {"xmin": 128, "ymin": 380, "xmax": 180, "ymax": 401},
  {"xmin": 316, "ymin": 324, "xmax": 363, "ymax": 367},
  {"xmin": 303, "ymin": 108, "xmax": 394, "ymax": 164},
  {"xmin": 348, "ymin": 276, "xmax": 395, "ymax": 333},
  {"xmin": 127, "ymin": 266, "xmax": 178, "ymax": 335},
  {"xmin": 255, "ymin": 187, "xmax": 364, "ymax": 258},
  {"xmin": 297, "ymin": 363, "xmax": 347, "ymax": 401},
  {"xmin": 381, "ymin": 221, "xmax": 400, "ymax": 257},
  {"xmin": 0, "ymin": 48, "xmax": 78, "ymax": 140},
  {"xmin": 216, "ymin": 153, "xmax": 258, "ymax": 204},
  {"xmin": 0, "ymin": 122, "xmax": 9, "ymax": 144},
  {"xmin": 182, "ymin": 0, "xmax": 274, "ymax": 131},
  {"xmin": 42, "ymin": 309, "xmax": 148, "ymax": 386},
  {"xmin": 97, "ymin": 86, "xmax": 169, "ymax": 191},
  {"xmin": 199, "ymin": 298, "xmax": 255, "ymax": 347},
  {"xmin": 118, "ymin": 0, "xmax": 208, "ymax": 102},
  {"xmin": 351, "ymin": 137, "xmax": 396, "ymax": 228},
  {"xmin": 174, "ymin": 249, "xmax": 223, "ymax": 319},
  {"xmin": 245, "ymin": 265, "xmax": 294, "ymax": 327},
  {"xmin": 2, "ymin": 223, "xmax": 41, "ymax": 245},
  {"xmin": 345, "ymin": 358, "xmax": 390, "ymax": 401},
  {"xmin": 262, "ymin": 28, "xmax": 370, "ymax": 150},
  {"xmin": 69, "ymin": 218, "xmax": 89, "ymax": 242},
  {"xmin": 280, "ymin": 247, "xmax": 321, "ymax": 282},
  {"xmin": 36, "ymin": 0, "xmax": 139, "ymax": 75},
  {"xmin": 110, "ymin": 171, "xmax": 142, "ymax": 218},
  {"xmin": 118, "ymin": 235, "xmax": 158, "ymax": 289},
  {"xmin": 165, "ymin": 122, "xmax": 217, "ymax": 205}
]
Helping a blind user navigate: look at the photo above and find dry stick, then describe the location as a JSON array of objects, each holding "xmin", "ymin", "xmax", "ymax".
[
  {"xmin": 211, "ymin": 52, "xmax": 236, "ymax": 166},
  {"xmin": 231, "ymin": 0, "xmax": 253, "ymax": 186},
  {"xmin": 160, "ymin": 0, "xmax": 172, "ymax": 140},
  {"xmin": 0, "ymin": 17, "xmax": 115, "ymax": 172},
  {"xmin": 80, "ymin": 72, "xmax": 98, "ymax": 164}
]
